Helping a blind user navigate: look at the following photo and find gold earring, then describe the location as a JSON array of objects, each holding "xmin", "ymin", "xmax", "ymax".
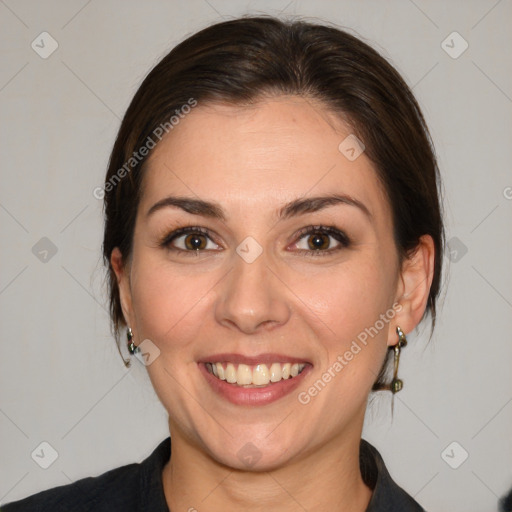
[
  {"xmin": 127, "ymin": 327, "xmax": 138, "ymax": 355},
  {"xmin": 390, "ymin": 326, "xmax": 407, "ymax": 394}
]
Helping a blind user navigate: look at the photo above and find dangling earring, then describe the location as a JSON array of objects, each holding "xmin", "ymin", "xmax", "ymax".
[
  {"xmin": 127, "ymin": 327, "xmax": 138, "ymax": 355},
  {"xmin": 390, "ymin": 326, "xmax": 408, "ymax": 394}
]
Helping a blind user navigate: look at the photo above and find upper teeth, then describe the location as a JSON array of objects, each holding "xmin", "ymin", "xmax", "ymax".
[{"xmin": 206, "ymin": 362, "xmax": 306, "ymax": 387}]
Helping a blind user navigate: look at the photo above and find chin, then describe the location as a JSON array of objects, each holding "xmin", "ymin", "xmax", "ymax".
[{"xmin": 205, "ymin": 431, "xmax": 305, "ymax": 473}]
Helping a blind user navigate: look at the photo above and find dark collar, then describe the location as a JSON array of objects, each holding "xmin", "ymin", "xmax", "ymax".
[
  {"xmin": 140, "ymin": 437, "xmax": 425, "ymax": 511},
  {"xmin": 360, "ymin": 439, "xmax": 426, "ymax": 511}
]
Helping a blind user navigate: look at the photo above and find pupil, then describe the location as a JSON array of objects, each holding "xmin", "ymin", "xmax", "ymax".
[{"xmin": 309, "ymin": 233, "xmax": 328, "ymax": 250}]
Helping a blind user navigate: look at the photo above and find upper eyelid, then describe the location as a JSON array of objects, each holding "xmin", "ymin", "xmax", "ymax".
[
  {"xmin": 162, "ymin": 226, "xmax": 219, "ymax": 245},
  {"xmin": 294, "ymin": 225, "xmax": 348, "ymax": 238},
  {"xmin": 292, "ymin": 226, "xmax": 350, "ymax": 249}
]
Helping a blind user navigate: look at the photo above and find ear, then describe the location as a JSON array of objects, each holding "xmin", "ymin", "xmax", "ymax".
[
  {"xmin": 389, "ymin": 234, "xmax": 435, "ymax": 345},
  {"xmin": 110, "ymin": 247, "xmax": 135, "ymax": 331}
]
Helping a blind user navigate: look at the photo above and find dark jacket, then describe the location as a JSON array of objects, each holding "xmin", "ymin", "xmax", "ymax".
[{"xmin": 1, "ymin": 437, "xmax": 425, "ymax": 511}]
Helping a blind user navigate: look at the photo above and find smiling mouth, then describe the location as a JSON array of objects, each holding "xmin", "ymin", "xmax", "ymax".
[{"xmin": 205, "ymin": 362, "xmax": 307, "ymax": 387}]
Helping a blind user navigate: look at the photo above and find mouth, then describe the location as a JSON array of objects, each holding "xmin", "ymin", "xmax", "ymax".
[
  {"xmin": 198, "ymin": 354, "xmax": 312, "ymax": 406},
  {"xmin": 204, "ymin": 361, "xmax": 307, "ymax": 387}
]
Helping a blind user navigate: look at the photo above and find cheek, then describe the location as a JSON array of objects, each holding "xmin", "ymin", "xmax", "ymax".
[
  {"xmin": 290, "ymin": 255, "xmax": 396, "ymax": 385},
  {"xmin": 296, "ymin": 254, "xmax": 395, "ymax": 331},
  {"xmin": 129, "ymin": 251, "xmax": 218, "ymax": 352}
]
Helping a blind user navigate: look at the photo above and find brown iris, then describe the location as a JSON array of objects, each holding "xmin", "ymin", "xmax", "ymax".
[
  {"xmin": 184, "ymin": 233, "xmax": 207, "ymax": 250},
  {"xmin": 307, "ymin": 232, "xmax": 330, "ymax": 250}
]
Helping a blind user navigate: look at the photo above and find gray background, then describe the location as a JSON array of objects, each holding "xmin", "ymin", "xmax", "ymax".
[{"xmin": 1, "ymin": 1, "xmax": 511, "ymax": 511}]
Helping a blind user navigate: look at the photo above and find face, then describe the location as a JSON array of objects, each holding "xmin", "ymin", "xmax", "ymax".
[{"xmin": 113, "ymin": 96, "xmax": 421, "ymax": 470}]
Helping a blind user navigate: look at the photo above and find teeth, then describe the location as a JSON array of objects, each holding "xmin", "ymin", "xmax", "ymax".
[
  {"xmin": 206, "ymin": 362, "xmax": 306, "ymax": 387},
  {"xmin": 237, "ymin": 364, "xmax": 252, "ymax": 385},
  {"xmin": 215, "ymin": 362, "xmax": 225, "ymax": 380},
  {"xmin": 269, "ymin": 362, "xmax": 282, "ymax": 382},
  {"xmin": 253, "ymin": 364, "xmax": 269, "ymax": 385},
  {"xmin": 225, "ymin": 363, "xmax": 237, "ymax": 384}
]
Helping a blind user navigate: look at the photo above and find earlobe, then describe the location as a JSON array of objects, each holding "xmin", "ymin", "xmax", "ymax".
[
  {"xmin": 390, "ymin": 235, "xmax": 435, "ymax": 343},
  {"xmin": 110, "ymin": 247, "xmax": 134, "ymax": 328}
]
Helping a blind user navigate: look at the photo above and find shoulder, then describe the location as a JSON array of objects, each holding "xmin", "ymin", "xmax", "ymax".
[
  {"xmin": 1, "ymin": 438, "xmax": 171, "ymax": 512},
  {"xmin": 360, "ymin": 439, "xmax": 427, "ymax": 512},
  {"xmin": 1, "ymin": 462, "xmax": 140, "ymax": 512}
]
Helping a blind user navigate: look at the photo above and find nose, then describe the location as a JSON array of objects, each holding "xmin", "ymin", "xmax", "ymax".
[{"xmin": 214, "ymin": 247, "xmax": 291, "ymax": 334}]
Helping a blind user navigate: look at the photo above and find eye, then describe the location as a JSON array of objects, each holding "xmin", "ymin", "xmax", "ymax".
[
  {"xmin": 161, "ymin": 226, "xmax": 221, "ymax": 254},
  {"xmin": 292, "ymin": 225, "xmax": 350, "ymax": 256},
  {"xmin": 160, "ymin": 224, "xmax": 350, "ymax": 257}
]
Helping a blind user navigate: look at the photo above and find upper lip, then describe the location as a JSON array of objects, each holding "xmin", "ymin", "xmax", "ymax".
[{"xmin": 198, "ymin": 353, "xmax": 312, "ymax": 365}]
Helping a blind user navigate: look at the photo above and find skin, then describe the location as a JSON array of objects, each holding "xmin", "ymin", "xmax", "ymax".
[{"xmin": 111, "ymin": 95, "xmax": 435, "ymax": 511}]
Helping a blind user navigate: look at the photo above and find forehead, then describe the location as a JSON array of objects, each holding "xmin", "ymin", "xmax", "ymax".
[{"xmin": 140, "ymin": 96, "xmax": 390, "ymax": 223}]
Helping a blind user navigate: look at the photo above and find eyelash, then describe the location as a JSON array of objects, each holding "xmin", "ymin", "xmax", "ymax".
[{"xmin": 159, "ymin": 225, "xmax": 351, "ymax": 257}]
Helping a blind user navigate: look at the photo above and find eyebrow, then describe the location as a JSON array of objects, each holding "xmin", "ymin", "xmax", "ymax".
[{"xmin": 146, "ymin": 193, "xmax": 372, "ymax": 221}]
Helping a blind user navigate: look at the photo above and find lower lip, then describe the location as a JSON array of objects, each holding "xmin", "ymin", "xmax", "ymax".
[{"xmin": 199, "ymin": 363, "xmax": 311, "ymax": 406}]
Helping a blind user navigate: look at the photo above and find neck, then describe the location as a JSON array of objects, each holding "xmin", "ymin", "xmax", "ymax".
[{"xmin": 162, "ymin": 421, "xmax": 373, "ymax": 512}]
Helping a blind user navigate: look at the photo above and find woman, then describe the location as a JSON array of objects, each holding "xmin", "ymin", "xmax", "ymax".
[{"xmin": 2, "ymin": 15, "xmax": 443, "ymax": 512}]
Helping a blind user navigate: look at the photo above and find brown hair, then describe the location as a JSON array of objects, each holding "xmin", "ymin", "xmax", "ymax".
[{"xmin": 102, "ymin": 16, "xmax": 444, "ymax": 388}]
